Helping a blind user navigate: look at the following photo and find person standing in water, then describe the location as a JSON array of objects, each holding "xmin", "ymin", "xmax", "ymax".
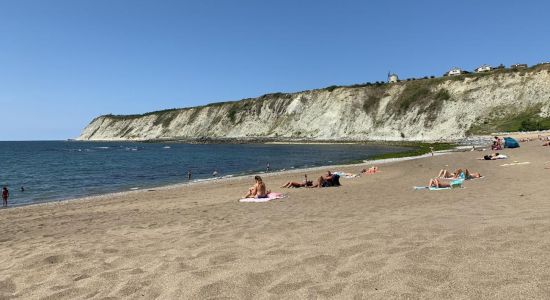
[
  {"xmin": 187, "ymin": 170, "xmax": 192, "ymax": 181},
  {"xmin": 266, "ymin": 162, "xmax": 270, "ymax": 172},
  {"xmin": 2, "ymin": 187, "xmax": 9, "ymax": 207}
]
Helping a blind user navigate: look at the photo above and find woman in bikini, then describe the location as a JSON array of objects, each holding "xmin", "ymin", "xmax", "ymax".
[
  {"xmin": 438, "ymin": 168, "xmax": 463, "ymax": 179},
  {"xmin": 360, "ymin": 166, "xmax": 379, "ymax": 175},
  {"xmin": 244, "ymin": 176, "xmax": 271, "ymax": 198},
  {"xmin": 438, "ymin": 168, "xmax": 481, "ymax": 179},
  {"xmin": 428, "ymin": 178, "xmax": 452, "ymax": 188}
]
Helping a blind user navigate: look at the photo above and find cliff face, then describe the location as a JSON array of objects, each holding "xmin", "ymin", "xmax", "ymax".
[{"xmin": 78, "ymin": 65, "xmax": 550, "ymax": 142}]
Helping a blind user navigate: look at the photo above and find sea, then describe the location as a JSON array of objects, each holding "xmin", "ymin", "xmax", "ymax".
[{"xmin": 0, "ymin": 141, "xmax": 411, "ymax": 207}]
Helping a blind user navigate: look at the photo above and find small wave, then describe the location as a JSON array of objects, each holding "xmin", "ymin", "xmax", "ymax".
[
  {"xmin": 163, "ymin": 146, "xmax": 171, "ymax": 149},
  {"xmin": 95, "ymin": 147, "xmax": 110, "ymax": 149}
]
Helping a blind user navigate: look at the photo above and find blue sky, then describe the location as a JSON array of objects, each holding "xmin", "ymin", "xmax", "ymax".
[{"xmin": 0, "ymin": 0, "xmax": 549, "ymax": 140}]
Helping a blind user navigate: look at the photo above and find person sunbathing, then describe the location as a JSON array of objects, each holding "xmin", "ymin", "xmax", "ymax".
[
  {"xmin": 281, "ymin": 180, "xmax": 313, "ymax": 188},
  {"xmin": 244, "ymin": 175, "xmax": 271, "ymax": 198},
  {"xmin": 438, "ymin": 168, "xmax": 463, "ymax": 179},
  {"xmin": 481, "ymin": 152, "xmax": 507, "ymax": 160},
  {"xmin": 543, "ymin": 141, "xmax": 550, "ymax": 146},
  {"xmin": 310, "ymin": 171, "xmax": 341, "ymax": 188},
  {"xmin": 438, "ymin": 168, "xmax": 481, "ymax": 179},
  {"xmin": 464, "ymin": 169, "xmax": 482, "ymax": 179},
  {"xmin": 428, "ymin": 178, "xmax": 451, "ymax": 188},
  {"xmin": 360, "ymin": 166, "xmax": 379, "ymax": 174}
]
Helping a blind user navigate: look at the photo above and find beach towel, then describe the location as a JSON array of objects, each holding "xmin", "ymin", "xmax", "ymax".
[
  {"xmin": 414, "ymin": 186, "xmax": 451, "ymax": 190},
  {"xmin": 334, "ymin": 172, "xmax": 358, "ymax": 179},
  {"xmin": 478, "ymin": 154, "xmax": 508, "ymax": 160},
  {"xmin": 414, "ymin": 186, "xmax": 465, "ymax": 191},
  {"xmin": 239, "ymin": 192, "xmax": 285, "ymax": 203},
  {"xmin": 414, "ymin": 179, "xmax": 463, "ymax": 190},
  {"xmin": 500, "ymin": 162, "xmax": 530, "ymax": 167}
]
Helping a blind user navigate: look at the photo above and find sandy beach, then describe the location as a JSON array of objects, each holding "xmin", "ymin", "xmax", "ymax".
[{"xmin": 1, "ymin": 140, "xmax": 550, "ymax": 299}]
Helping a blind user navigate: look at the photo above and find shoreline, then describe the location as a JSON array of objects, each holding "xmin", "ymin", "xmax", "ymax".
[{"xmin": 2, "ymin": 149, "xmax": 453, "ymax": 211}]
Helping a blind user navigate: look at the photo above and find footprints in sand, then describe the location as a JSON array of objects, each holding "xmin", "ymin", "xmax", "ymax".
[
  {"xmin": 73, "ymin": 274, "xmax": 90, "ymax": 281},
  {"xmin": 208, "ymin": 253, "xmax": 238, "ymax": 265},
  {"xmin": 44, "ymin": 255, "xmax": 64, "ymax": 265},
  {"xmin": 268, "ymin": 279, "xmax": 313, "ymax": 295},
  {"xmin": 0, "ymin": 278, "xmax": 16, "ymax": 296}
]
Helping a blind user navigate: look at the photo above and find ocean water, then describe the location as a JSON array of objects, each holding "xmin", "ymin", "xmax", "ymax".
[{"xmin": 0, "ymin": 141, "xmax": 410, "ymax": 207}]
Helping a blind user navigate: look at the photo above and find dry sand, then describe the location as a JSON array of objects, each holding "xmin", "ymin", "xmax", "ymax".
[{"xmin": 1, "ymin": 141, "xmax": 550, "ymax": 299}]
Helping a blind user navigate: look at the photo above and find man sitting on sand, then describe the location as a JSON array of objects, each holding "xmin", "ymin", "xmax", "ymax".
[
  {"xmin": 310, "ymin": 171, "xmax": 341, "ymax": 188},
  {"xmin": 244, "ymin": 176, "xmax": 271, "ymax": 198}
]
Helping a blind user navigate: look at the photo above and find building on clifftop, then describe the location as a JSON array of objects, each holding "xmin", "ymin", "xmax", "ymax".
[
  {"xmin": 387, "ymin": 72, "xmax": 399, "ymax": 83},
  {"xmin": 446, "ymin": 67, "xmax": 464, "ymax": 76},
  {"xmin": 475, "ymin": 64, "xmax": 492, "ymax": 73},
  {"xmin": 511, "ymin": 63, "xmax": 528, "ymax": 69}
]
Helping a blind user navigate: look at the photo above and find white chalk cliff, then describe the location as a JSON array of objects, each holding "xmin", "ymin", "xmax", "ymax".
[{"xmin": 78, "ymin": 65, "xmax": 550, "ymax": 142}]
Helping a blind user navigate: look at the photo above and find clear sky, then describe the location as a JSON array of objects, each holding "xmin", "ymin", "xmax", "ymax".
[{"xmin": 1, "ymin": 0, "xmax": 549, "ymax": 140}]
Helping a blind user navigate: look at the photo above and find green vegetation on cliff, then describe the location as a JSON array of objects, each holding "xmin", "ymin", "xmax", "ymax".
[{"xmin": 468, "ymin": 104, "xmax": 550, "ymax": 134}]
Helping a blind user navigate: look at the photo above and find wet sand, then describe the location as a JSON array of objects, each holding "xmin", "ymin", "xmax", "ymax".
[{"xmin": 1, "ymin": 140, "xmax": 549, "ymax": 299}]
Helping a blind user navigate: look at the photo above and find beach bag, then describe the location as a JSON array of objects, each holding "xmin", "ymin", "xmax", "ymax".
[
  {"xmin": 332, "ymin": 174, "xmax": 341, "ymax": 186},
  {"xmin": 504, "ymin": 137, "xmax": 519, "ymax": 148}
]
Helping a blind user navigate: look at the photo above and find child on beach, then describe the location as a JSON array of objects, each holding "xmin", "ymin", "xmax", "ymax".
[
  {"xmin": 2, "ymin": 187, "xmax": 9, "ymax": 207},
  {"xmin": 244, "ymin": 176, "xmax": 271, "ymax": 198}
]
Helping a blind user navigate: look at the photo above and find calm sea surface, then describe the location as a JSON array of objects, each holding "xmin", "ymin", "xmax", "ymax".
[{"xmin": 0, "ymin": 141, "xmax": 410, "ymax": 207}]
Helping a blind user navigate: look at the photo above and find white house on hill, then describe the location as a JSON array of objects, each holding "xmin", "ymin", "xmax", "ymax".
[
  {"xmin": 387, "ymin": 73, "xmax": 399, "ymax": 83},
  {"xmin": 447, "ymin": 67, "xmax": 463, "ymax": 76},
  {"xmin": 475, "ymin": 64, "xmax": 492, "ymax": 73}
]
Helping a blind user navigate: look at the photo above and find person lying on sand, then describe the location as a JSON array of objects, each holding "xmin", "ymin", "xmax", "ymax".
[
  {"xmin": 438, "ymin": 168, "xmax": 463, "ymax": 179},
  {"xmin": 281, "ymin": 180, "xmax": 313, "ymax": 188},
  {"xmin": 543, "ymin": 141, "xmax": 550, "ymax": 146},
  {"xmin": 438, "ymin": 168, "xmax": 481, "ymax": 179},
  {"xmin": 361, "ymin": 166, "xmax": 379, "ymax": 174},
  {"xmin": 480, "ymin": 153, "xmax": 507, "ymax": 160},
  {"xmin": 428, "ymin": 178, "xmax": 451, "ymax": 188},
  {"xmin": 464, "ymin": 169, "xmax": 482, "ymax": 179},
  {"xmin": 244, "ymin": 175, "xmax": 271, "ymax": 198},
  {"xmin": 310, "ymin": 171, "xmax": 341, "ymax": 188}
]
